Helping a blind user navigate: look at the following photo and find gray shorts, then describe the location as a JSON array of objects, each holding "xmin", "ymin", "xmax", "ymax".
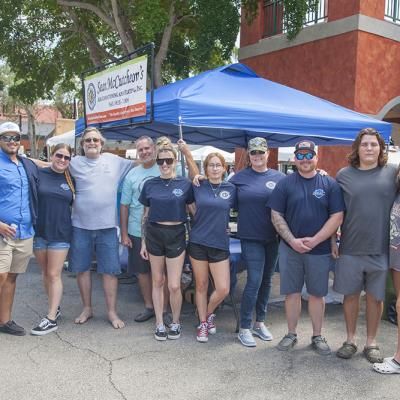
[
  {"xmin": 389, "ymin": 246, "xmax": 400, "ymax": 272},
  {"xmin": 278, "ymin": 241, "xmax": 331, "ymax": 297},
  {"xmin": 333, "ymin": 254, "xmax": 388, "ymax": 301},
  {"xmin": 128, "ymin": 235, "xmax": 150, "ymax": 274}
]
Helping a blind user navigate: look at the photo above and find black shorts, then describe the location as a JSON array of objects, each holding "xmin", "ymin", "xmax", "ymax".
[
  {"xmin": 146, "ymin": 223, "xmax": 186, "ymax": 258},
  {"xmin": 128, "ymin": 235, "xmax": 150, "ymax": 274},
  {"xmin": 188, "ymin": 242, "xmax": 230, "ymax": 263}
]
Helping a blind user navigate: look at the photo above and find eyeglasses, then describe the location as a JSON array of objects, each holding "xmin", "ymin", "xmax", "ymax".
[
  {"xmin": 250, "ymin": 150, "xmax": 265, "ymax": 156},
  {"xmin": 208, "ymin": 164, "xmax": 223, "ymax": 169},
  {"xmin": 156, "ymin": 158, "xmax": 174, "ymax": 165},
  {"xmin": 295, "ymin": 152, "xmax": 315, "ymax": 161},
  {"xmin": 54, "ymin": 153, "xmax": 71, "ymax": 161},
  {"xmin": 0, "ymin": 134, "xmax": 21, "ymax": 143},
  {"xmin": 84, "ymin": 137, "xmax": 101, "ymax": 143}
]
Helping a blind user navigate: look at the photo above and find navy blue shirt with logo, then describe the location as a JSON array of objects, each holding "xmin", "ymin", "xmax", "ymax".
[
  {"xmin": 268, "ymin": 172, "xmax": 345, "ymax": 255},
  {"xmin": 190, "ymin": 181, "xmax": 236, "ymax": 251},
  {"xmin": 139, "ymin": 176, "xmax": 194, "ymax": 223},
  {"xmin": 36, "ymin": 167, "xmax": 74, "ymax": 242},
  {"xmin": 230, "ymin": 167, "xmax": 285, "ymax": 242}
]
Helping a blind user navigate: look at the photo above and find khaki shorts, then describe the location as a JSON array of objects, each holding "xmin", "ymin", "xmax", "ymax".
[{"xmin": 0, "ymin": 237, "xmax": 33, "ymax": 274}]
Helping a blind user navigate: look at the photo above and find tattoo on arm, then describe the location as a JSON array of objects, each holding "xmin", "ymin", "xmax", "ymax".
[
  {"xmin": 141, "ymin": 208, "xmax": 149, "ymax": 239},
  {"xmin": 271, "ymin": 210, "xmax": 295, "ymax": 244}
]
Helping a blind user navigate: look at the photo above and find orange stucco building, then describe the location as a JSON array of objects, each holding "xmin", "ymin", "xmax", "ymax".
[{"xmin": 239, "ymin": 0, "xmax": 400, "ymax": 175}]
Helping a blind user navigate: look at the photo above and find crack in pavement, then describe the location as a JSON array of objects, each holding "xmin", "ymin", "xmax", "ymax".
[
  {"xmin": 26, "ymin": 344, "xmax": 40, "ymax": 366},
  {"xmin": 24, "ymin": 301, "xmax": 128, "ymax": 400}
]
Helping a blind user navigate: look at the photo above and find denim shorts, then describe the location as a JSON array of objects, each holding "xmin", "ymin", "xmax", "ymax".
[
  {"xmin": 69, "ymin": 227, "xmax": 120, "ymax": 275},
  {"xmin": 33, "ymin": 237, "xmax": 70, "ymax": 250}
]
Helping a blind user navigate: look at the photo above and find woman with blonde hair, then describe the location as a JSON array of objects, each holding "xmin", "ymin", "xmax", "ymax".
[
  {"xmin": 139, "ymin": 145, "xmax": 194, "ymax": 341},
  {"xmin": 31, "ymin": 144, "xmax": 75, "ymax": 335},
  {"xmin": 188, "ymin": 152, "xmax": 236, "ymax": 342}
]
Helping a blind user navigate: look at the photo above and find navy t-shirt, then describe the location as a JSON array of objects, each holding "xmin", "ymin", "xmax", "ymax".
[
  {"xmin": 268, "ymin": 172, "xmax": 345, "ymax": 254},
  {"xmin": 190, "ymin": 181, "xmax": 236, "ymax": 251},
  {"xmin": 139, "ymin": 176, "xmax": 194, "ymax": 223},
  {"xmin": 36, "ymin": 167, "xmax": 73, "ymax": 242},
  {"xmin": 230, "ymin": 167, "xmax": 285, "ymax": 241}
]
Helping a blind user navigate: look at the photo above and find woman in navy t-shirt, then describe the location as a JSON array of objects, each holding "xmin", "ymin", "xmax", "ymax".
[
  {"xmin": 188, "ymin": 153, "xmax": 236, "ymax": 343},
  {"xmin": 139, "ymin": 145, "xmax": 194, "ymax": 341},
  {"xmin": 230, "ymin": 137, "xmax": 285, "ymax": 347},
  {"xmin": 31, "ymin": 143, "xmax": 75, "ymax": 336}
]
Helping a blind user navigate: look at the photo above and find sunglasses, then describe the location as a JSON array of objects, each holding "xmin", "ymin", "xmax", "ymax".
[
  {"xmin": 156, "ymin": 158, "xmax": 174, "ymax": 165},
  {"xmin": 250, "ymin": 150, "xmax": 265, "ymax": 156},
  {"xmin": 54, "ymin": 153, "xmax": 71, "ymax": 161},
  {"xmin": 0, "ymin": 134, "xmax": 21, "ymax": 143},
  {"xmin": 84, "ymin": 137, "xmax": 101, "ymax": 143},
  {"xmin": 295, "ymin": 152, "xmax": 315, "ymax": 160}
]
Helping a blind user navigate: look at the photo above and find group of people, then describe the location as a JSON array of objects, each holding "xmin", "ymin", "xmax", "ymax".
[{"xmin": 0, "ymin": 121, "xmax": 399, "ymax": 375}]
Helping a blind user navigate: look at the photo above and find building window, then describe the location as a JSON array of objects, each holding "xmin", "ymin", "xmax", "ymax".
[
  {"xmin": 263, "ymin": 0, "xmax": 328, "ymax": 38},
  {"xmin": 385, "ymin": 0, "xmax": 400, "ymax": 24}
]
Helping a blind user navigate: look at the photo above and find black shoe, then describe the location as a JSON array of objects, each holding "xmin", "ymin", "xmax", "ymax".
[
  {"xmin": 0, "ymin": 320, "xmax": 26, "ymax": 336},
  {"xmin": 168, "ymin": 323, "xmax": 182, "ymax": 340},
  {"xmin": 31, "ymin": 317, "xmax": 58, "ymax": 336},
  {"xmin": 154, "ymin": 324, "xmax": 168, "ymax": 341}
]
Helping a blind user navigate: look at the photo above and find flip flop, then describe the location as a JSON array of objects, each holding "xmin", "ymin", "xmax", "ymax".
[
  {"xmin": 363, "ymin": 345, "xmax": 383, "ymax": 363},
  {"xmin": 373, "ymin": 358, "xmax": 400, "ymax": 374}
]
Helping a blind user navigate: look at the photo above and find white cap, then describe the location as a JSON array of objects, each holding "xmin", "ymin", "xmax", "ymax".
[{"xmin": 0, "ymin": 122, "xmax": 21, "ymax": 136}]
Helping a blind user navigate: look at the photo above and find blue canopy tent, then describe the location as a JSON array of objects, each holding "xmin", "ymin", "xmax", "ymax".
[{"xmin": 75, "ymin": 63, "xmax": 391, "ymax": 149}]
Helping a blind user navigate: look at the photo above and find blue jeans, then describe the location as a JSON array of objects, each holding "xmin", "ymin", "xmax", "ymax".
[{"xmin": 239, "ymin": 238, "xmax": 279, "ymax": 329}]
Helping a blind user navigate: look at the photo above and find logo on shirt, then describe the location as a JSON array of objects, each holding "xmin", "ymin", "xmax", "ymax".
[
  {"xmin": 313, "ymin": 189, "xmax": 326, "ymax": 199},
  {"xmin": 266, "ymin": 181, "xmax": 276, "ymax": 190},
  {"xmin": 60, "ymin": 183, "xmax": 70, "ymax": 191},
  {"xmin": 173, "ymin": 188, "xmax": 184, "ymax": 197},
  {"xmin": 219, "ymin": 191, "xmax": 231, "ymax": 200}
]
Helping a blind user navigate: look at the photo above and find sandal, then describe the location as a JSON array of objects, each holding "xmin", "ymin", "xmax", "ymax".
[
  {"xmin": 336, "ymin": 342, "xmax": 357, "ymax": 359},
  {"xmin": 373, "ymin": 358, "xmax": 400, "ymax": 374},
  {"xmin": 363, "ymin": 345, "xmax": 383, "ymax": 363}
]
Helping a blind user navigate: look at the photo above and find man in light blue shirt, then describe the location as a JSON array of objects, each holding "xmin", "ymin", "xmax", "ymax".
[{"xmin": 0, "ymin": 121, "xmax": 38, "ymax": 336}]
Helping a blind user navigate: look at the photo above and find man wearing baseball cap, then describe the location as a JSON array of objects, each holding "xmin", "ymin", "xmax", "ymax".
[
  {"xmin": 0, "ymin": 121, "xmax": 38, "ymax": 336},
  {"xmin": 269, "ymin": 139, "xmax": 344, "ymax": 354}
]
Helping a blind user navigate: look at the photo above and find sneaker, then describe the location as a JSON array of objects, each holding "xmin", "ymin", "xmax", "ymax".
[
  {"xmin": 154, "ymin": 324, "xmax": 167, "ymax": 341},
  {"xmin": 31, "ymin": 317, "xmax": 58, "ymax": 336},
  {"xmin": 311, "ymin": 335, "xmax": 331, "ymax": 355},
  {"xmin": 238, "ymin": 328, "xmax": 256, "ymax": 347},
  {"xmin": 206, "ymin": 313, "xmax": 216, "ymax": 335},
  {"xmin": 252, "ymin": 322, "xmax": 273, "ymax": 341},
  {"xmin": 0, "ymin": 320, "xmax": 26, "ymax": 336},
  {"xmin": 196, "ymin": 322, "xmax": 208, "ymax": 343},
  {"xmin": 277, "ymin": 333, "xmax": 298, "ymax": 351},
  {"xmin": 55, "ymin": 306, "xmax": 61, "ymax": 321},
  {"xmin": 168, "ymin": 322, "xmax": 182, "ymax": 340}
]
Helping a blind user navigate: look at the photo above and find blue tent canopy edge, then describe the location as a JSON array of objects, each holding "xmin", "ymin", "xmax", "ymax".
[{"xmin": 75, "ymin": 63, "xmax": 391, "ymax": 150}]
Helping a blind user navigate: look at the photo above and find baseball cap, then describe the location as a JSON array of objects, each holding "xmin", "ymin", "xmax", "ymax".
[
  {"xmin": 248, "ymin": 137, "xmax": 268, "ymax": 152},
  {"xmin": 294, "ymin": 140, "xmax": 316, "ymax": 154},
  {"xmin": 0, "ymin": 122, "xmax": 21, "ymax": 136}
]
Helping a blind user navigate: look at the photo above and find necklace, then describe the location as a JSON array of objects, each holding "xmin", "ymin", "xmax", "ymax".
[
  {"xmin": 162, "ymin": 177, "xmax": 173, "ymax": 187},
  {"xmin": 209, "ymin": 181, "xmax": 222, "ymax": 198}
]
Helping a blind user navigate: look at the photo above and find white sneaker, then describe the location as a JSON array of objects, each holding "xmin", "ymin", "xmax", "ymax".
[
  {"xmin": 238, "ymin": 328, "xmax": 256, "ymax": 347},
  {"xmin": 252, "ymin": 322, "xmax": 273, "ymax": 341}
]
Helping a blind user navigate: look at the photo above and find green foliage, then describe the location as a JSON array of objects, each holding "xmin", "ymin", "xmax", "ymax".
[{"xmin": 284, "ymin": 0, "xmax": 319, "ymax": 40}]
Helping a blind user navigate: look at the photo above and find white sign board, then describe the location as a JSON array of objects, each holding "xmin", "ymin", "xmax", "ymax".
[{"xmin": 84, "ymin": 55, "xmax": 147, "ymax": 124}]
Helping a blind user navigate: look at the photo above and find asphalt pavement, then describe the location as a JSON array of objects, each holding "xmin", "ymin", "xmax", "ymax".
[{"xmin": 1, "ymin": 258, "xmax": 399, "ymax": 400}]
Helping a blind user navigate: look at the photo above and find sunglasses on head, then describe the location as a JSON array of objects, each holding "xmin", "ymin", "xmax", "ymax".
[
  {"xmin": 84, "ymin": 137, "xmax": 101, "ymax": 143},
  {"xmin": 156, "ymin": 158, "xmax": 174, "ymax": 165},
  {"xmin": 295, "ymin": 152, "xmax": 315, "ymax": 161},
  {"xmin": 250, "ymin": 150, "xmax": 265, "ymax": 156},
  {"xmin": 0, "ymin": 134, "xmax": 21, "ymax": 143},
  {"xmin": 54, "ymin": 153, "xmax": 71, "ymax": 161}
]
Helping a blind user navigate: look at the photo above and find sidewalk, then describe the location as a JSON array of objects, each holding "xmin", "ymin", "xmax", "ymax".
[{"xmin": 1, "ymin": 258, "xmax": 399, "ymax": 400}]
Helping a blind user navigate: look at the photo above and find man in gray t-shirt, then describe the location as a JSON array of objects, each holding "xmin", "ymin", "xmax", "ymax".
[
  {"xmin": 334, "ymin": 128, "xmax": 397, "ymax": 364},
  {"xmin": 69, "ymin": 127, "xmax": 133, "ymax": 329}
]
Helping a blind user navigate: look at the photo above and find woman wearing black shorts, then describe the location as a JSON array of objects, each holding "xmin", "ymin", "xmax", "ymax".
[
  {"xmin": 139, "ymin": 146, "xmax": 194, "ymax": 341},
  {"xmin": 188, "ymin": 153, "xmax": 236, "ymax": 342}
]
